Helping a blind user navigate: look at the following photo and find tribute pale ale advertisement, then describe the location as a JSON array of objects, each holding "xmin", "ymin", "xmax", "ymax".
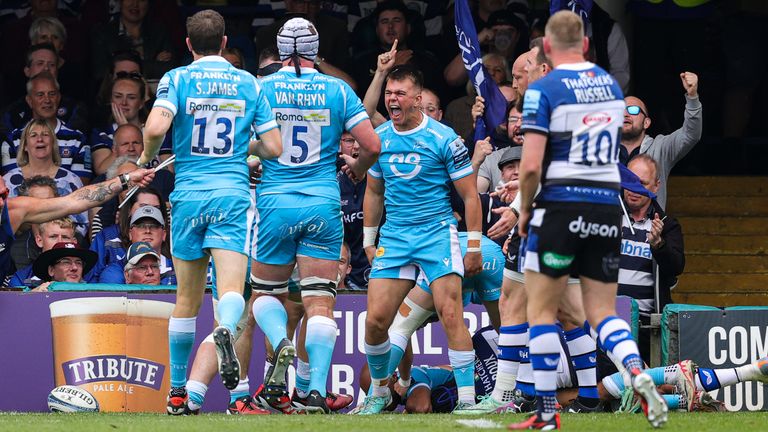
[{"xmin": 49, "ymin": 297, "xmax": 174, "ymax": 412}]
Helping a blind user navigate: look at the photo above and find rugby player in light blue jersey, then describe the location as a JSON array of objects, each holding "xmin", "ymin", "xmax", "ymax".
[
  {"xmin": 248, "ymin": 17, "xmax": 380, "ymax": 415},
  {"xmin": 357, "ymin": 65, "xmax": 483, "ymax": 415},
  {"xmin": 384, "ymin": 233, "xmax": 504, "ymax": 379},
  {"xmin": 510, "ymin": 11, "xmax": 666, "ymax": 430},
  {"xmin": 138, "ymin": 10, "xmax": 282, "ymax": 416}
]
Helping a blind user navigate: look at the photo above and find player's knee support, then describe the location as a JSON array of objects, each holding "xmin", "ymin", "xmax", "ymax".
[
  {"xmin": 390, "ymin": 297, "xmax": 434, "ymax": 345},
  {"xmin": 300, "ymin": 276, "xmax": 337, "ymax": 298},
  {"xmin": 250, "ymin": 274, "xmax": 289, "ymax": 295}
]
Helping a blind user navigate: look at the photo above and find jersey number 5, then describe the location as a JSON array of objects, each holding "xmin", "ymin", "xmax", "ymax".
[{"xmin": 276, "ymin": 111, "xmax": 329, "ymax": 166}]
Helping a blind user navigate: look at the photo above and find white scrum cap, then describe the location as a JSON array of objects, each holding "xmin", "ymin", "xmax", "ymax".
[{"xmin": 277, "ymin": 17, "xmax": 319, "ymax": 61}]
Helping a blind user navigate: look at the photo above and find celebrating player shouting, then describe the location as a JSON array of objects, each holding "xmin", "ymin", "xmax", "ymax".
[
  {"xmin": 357, "ymin": 65, "xmax": 483, "ymax": 414},
  {"xmin": 138, "ymin": 9, "xmax": 282, "ymax": 415}
]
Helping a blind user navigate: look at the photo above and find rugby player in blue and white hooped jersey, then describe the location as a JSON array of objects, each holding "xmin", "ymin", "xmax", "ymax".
[
  {"xmin": 138, "ymin": 10, "xmax": 282, "ymax": 416},
  {"xmin": 511, "ymin": 11, "xmax": 667, "ymax": 430},
  {"xmin": 357, "ymin": 65, "xmax": 483, "ymax": 415},
  {"xmin": 249, "ymin": 17, "xmax": 381, "ymax": 414}
]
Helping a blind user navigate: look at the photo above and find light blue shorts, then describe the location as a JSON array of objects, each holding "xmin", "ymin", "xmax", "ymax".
[
  {"xmin": 170, "ymin": 189, "xmax": 253, "ymax": 261},
  {"xmin": 417, "ymin": 233, "xmax": 503, "ymax": 306},
  {"xmin": 251, "ymin": 194, "xmax": 343, "ymax": 265},
  {"xmin": 370, "ymin": 219, "xmax": 463, "ymax": 283}
]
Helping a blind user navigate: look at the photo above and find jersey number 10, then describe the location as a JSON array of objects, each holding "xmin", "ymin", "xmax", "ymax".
[{"xmin": 572, "ymin": 128, "xmax": 619, "ymax": 166}]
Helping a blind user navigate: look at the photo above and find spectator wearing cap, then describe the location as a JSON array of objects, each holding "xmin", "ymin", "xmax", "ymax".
[
  {"xmin": 31, "ymin": 242, "xmax": 97, "ymax": 290},
  {"xmin": 97, "ymin": 206, "xmax": 175, "ymax": 284},
  {"xmin": 450, "ymin": 145, "xmax": 522, "ymax": 246},
  {"xmin": 123, "ymin": 241, "xmax": 162, "ymax": 285},
  {"xmin": 87, "ymin": 186, "xmax": 169, "ymax": 281},
  {"xmin": 476, "ymin": 104, "xmax": 524, "ymax": 193},
  {"xmin": 493, "ymin": 146, "xmax": 521, "ymax": 202}
]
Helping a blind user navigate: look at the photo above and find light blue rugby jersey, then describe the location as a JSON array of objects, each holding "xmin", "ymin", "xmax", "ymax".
[
  {"xmin": 256, "ymin": 67, "xmax": 369, "ymax": 202},
  {"xmin": 153, "ymin": 56, "xmax": 278, "ymax": 193},
  {"xmin": 521, "ymin": 62, "xmax": 625, "ymax": 205},
  {"xmin": 369, "ymin": 114, "xmax": 473, "ymax": 226}
]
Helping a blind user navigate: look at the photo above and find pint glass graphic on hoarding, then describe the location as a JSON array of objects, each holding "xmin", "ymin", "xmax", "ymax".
[{"xmin": 49, "ymin": 297, "xmax": 174, "ymax": 412}]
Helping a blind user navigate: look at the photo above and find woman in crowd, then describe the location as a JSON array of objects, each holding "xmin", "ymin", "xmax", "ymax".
[
  {"xmin": 90, "ymin": 73, "xmax": 148, "ymax": 175},
  {"xmin": 3, "ymin": 119, "xmax": 87, "ymax": 236}
]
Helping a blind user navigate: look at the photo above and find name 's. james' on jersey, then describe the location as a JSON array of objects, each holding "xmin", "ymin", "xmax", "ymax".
[{"xmin": 194, "ymin": 81, "xmax": 239, "ymax": 96}]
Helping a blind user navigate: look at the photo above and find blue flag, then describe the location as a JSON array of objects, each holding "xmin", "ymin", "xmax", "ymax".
[
  {"xmin": 454, "ymin": 0, "xmax": 507, "ymax": 145},
  {"xmin": 550, "ymin": 0, "xmax": 594, "ymax": 32},
  {"xmin": 619, "ymin": 163, "xmax": 657, "ymax": 199}
]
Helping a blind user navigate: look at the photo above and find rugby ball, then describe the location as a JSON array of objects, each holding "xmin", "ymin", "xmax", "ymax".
[{"xmin": 47, "ymin": 385, "xmax": 100, "ymax": 413}]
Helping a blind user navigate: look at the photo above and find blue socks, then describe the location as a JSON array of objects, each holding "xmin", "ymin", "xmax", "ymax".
[
  {"xmin": 529, "ymin": 324, "xmax": 561, "ymax": 421},
  {"xmin": 252, "ymin": 295, "xmax": 288, "ymax": 349},
  {"xmin": 596, "ymin": 316, "xmax": 643, "ymax": 372},
  {"xmin": 387, "ymin": 342, "xmax": 407, "ymax": 376},
  {"xmin": 229, "ymin": 378, "xmax": 250, "ymax": 403},
  {"xmin": 216, "ymin": 291, "xmax": 245, "ymax": 334},
  {"xmin": 365, "ymin": 340, "xmax": 391, "ymax": 397},
  {"xmin": 168, "ymin": 316, "xmax": 197, "ymax": 388},
  {"xmin": 564, "ymin": 324, "xmax": 599, "ymax": 400},
  {"xmin": 186, "ymin": 380, "xmax": 207, "ymax": 410},
  {"xmin": 492, "ymin": 324, "xmax": 527, "ymax": 402},
  {"xmin": 305, "ymin": 316, "xmax": 338, "ymax": 397},
  {"xmin": 295, "ymin": 359, "xmax": 311, "ymax": 397},
  {"xmin": 449, "ymin": 349, "xmax": 476, "ymax": 404}
]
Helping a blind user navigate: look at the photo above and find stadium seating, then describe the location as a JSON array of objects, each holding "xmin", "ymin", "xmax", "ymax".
[{"xmin": 667, "ymin": 176, "xmax": 768, "ymax": 307}]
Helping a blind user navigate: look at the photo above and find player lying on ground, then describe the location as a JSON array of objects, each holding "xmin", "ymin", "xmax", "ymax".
[{"xmin": 360, "ymin": 325, "xmax": 768, "ymax": 414}]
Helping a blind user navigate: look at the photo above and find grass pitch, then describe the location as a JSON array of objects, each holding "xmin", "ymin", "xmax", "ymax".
[{"xmin": 2, "ymin": 411, "xmax": 767, "ymax": 432}]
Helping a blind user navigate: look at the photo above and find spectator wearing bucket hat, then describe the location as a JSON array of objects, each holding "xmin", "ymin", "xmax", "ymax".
[{"xmin": 32, "ymin": 241, "xmax": 97, "ymax": 286}]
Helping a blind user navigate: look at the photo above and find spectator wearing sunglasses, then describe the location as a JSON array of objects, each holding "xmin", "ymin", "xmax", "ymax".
[
  {"xmin": 93, "ymin": 50, "xmax": 145, "ymax": 123},
  {"xmin": 620, "ymin": 72, "xmax": 702, "ymax": 208}
]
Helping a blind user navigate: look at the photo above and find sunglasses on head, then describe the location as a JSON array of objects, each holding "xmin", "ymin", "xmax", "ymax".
[
  {"xmin": 115, "ymin": 71, "xmax": 144, "ymax": 81},
  {"xmin": 626, "ymin": 105, "xmax": 647, "ymax": 116}
]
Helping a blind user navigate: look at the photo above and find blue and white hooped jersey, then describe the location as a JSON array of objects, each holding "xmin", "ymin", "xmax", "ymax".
[
  {"xmin": 154, "ymin": 55, "xmax": 278, "ymax": 193},
  {"xmin": 369, "ymin": 114, "xmax": 473, "ymax": 226},
  {"xmin": 256, "ymin": 67, "xmax": 369, "ymax": 202},
  {"xmin": 521, "ymin": 62, "xmax": 625, "ymax": 205}
]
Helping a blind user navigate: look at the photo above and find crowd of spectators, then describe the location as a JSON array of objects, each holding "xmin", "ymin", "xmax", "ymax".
[{"xmin": 0, "ymin": 0, "xmax": 754, "ymax": 317}]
